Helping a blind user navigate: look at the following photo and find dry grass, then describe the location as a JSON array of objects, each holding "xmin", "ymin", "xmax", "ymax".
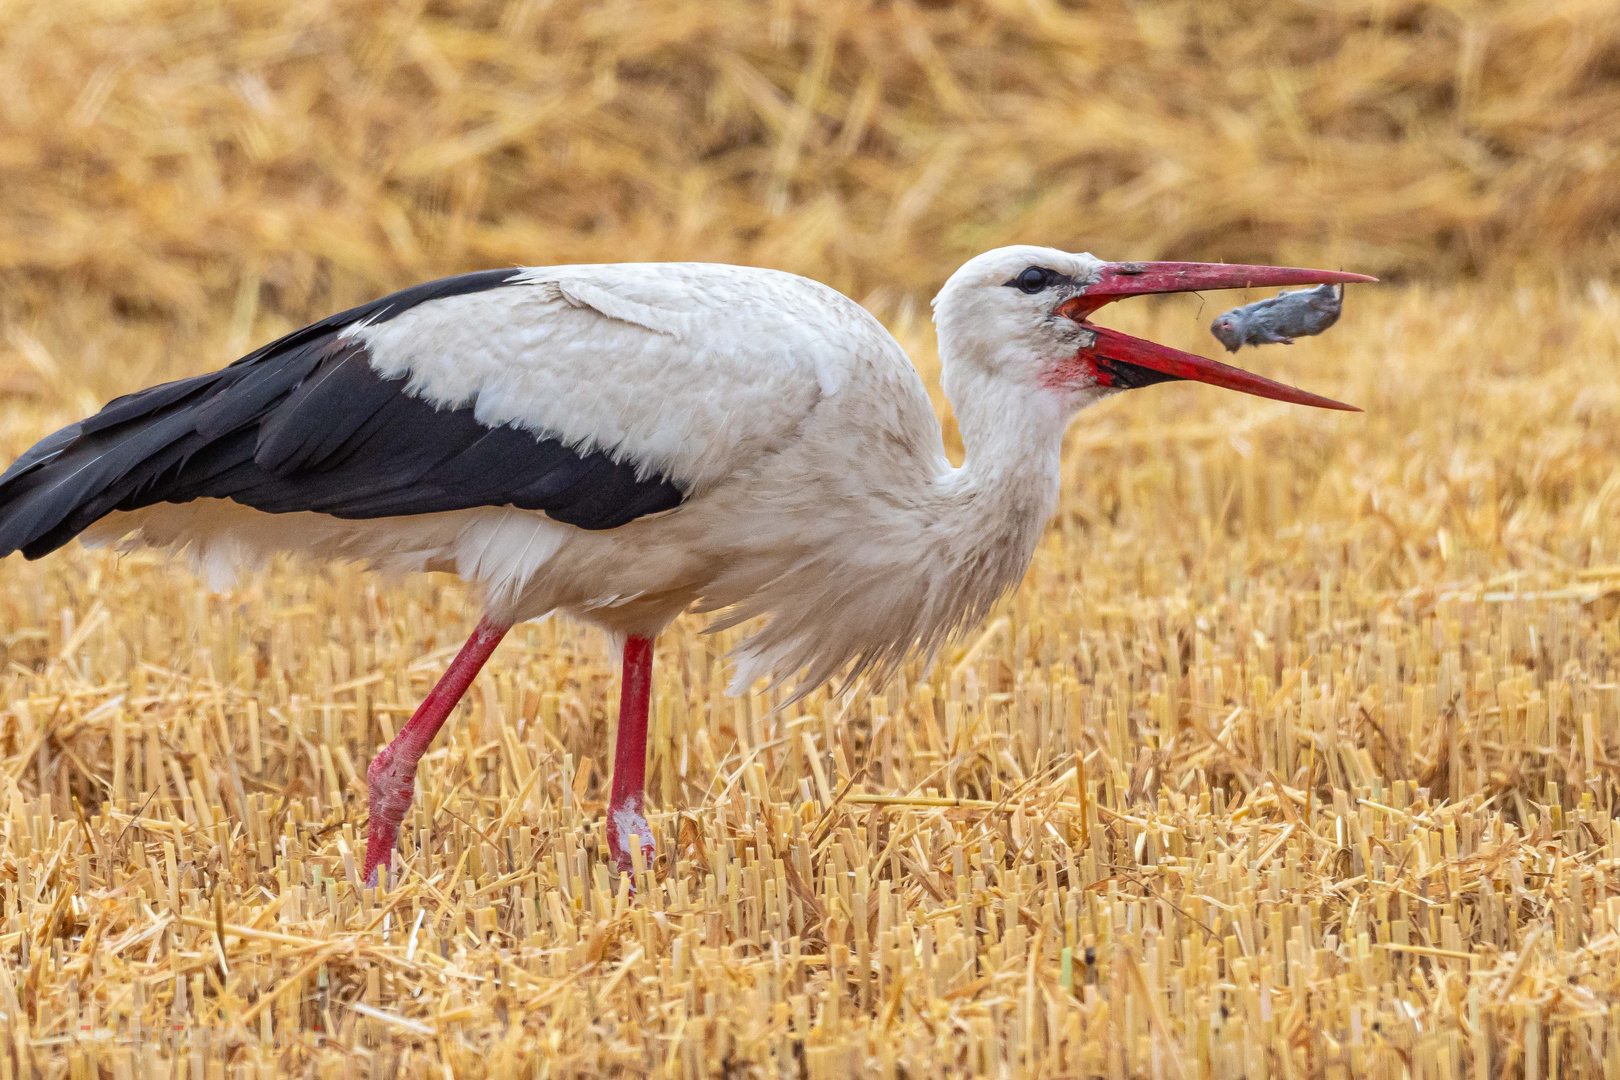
[
  {"xmin": 6, "ymin": 284, "xmax": 1620, "ymax": 1078},
  {"xmin": 3, "ymin": 0, "xmax": 1620, "ymax": 343},
  {"xmin": 4, "ymin": 1, "xmax": 1620, "ymax": 1078}
]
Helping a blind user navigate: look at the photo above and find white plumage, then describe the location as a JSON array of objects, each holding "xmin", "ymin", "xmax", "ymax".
[
  {"xmin": 2, "ymin": 245, "xmax": 1370, "ymax": 881},
  {"xmin": 89, "ymin": 257, "xmax": 1018, "ymax": 693}
]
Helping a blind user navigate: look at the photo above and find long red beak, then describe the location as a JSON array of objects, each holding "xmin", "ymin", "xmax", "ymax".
[{"xmin": 1056, "ymin": 261, "xmax": 1376, "ymax": 412}]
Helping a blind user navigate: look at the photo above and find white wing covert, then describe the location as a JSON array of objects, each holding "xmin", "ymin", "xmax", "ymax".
[{"xmin": 349, "ymin": 262, "xmax": 862, "ymax": 496}]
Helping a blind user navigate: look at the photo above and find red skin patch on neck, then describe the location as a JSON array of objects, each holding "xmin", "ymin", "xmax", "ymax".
[{"xmin": 1041, "ymin": 354, "xmax": 1110, "ymax": 391}]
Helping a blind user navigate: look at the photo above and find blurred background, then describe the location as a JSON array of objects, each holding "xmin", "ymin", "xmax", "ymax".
[{"xmin": 2, "ymin": 0, "xmax": 1616, "ymax": 386}]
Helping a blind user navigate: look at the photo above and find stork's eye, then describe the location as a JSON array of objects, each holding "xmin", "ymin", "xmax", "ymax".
[{"xmin": 1013, "ymin": 266, "xmax": 1051, "ymax": 294}]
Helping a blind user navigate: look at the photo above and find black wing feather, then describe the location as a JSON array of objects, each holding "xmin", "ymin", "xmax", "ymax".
[
  {"xmin": 253, "ymin": 344, "xmax": 410, "ymax": 474},
  {"xmin": 0, "ymin": 269, "xmax": 687, "ymax": 560}
]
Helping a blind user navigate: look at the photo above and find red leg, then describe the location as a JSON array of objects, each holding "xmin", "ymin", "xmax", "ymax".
[
  {"xmin": 364, "ymin": 616, "xmax": 509, "ymax": 885},
  {"xmin": 605, "ymin": 635, "xmax": 656, "ymax": 878}
]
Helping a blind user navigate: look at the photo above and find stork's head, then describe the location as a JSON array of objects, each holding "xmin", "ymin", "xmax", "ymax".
[{"xmin": 932, "ymin": 245, "xmax": 1371, "ymax": 419}]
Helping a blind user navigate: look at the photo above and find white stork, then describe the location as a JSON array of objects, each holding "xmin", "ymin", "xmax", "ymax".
[{"xmin": 0, "ymin": 247, "xmax": 1371, "ymax": 883}]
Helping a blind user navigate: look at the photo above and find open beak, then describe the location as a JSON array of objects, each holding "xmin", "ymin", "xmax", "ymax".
[{"xmin": 1055, "ymin": 261, "xmax": 1377, "ymax": 412}]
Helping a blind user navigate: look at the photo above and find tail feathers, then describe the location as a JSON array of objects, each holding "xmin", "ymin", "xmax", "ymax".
[
  {"xmin": 0, "ymin": 409, "xmax": 220, "ymax": 559},
  {"xmin": 0, "ymin": 340, "xmax": 326, "ymax": 561},
  {"xmin": 14, "ymin": 429, "xmax": 260, "ymax": 558}
]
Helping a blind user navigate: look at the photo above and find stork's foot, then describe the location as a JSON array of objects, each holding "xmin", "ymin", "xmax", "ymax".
[
  {"xmin": 363, "ymin": 829, "xmax": 394, "ymax": 889},
  {"xmin": 605, "ymin": 797, "xmax": 656, "ymax": 882},
  {"xmin": 363, "ymin": 742, "xmax": 418, "ymax": 886}
]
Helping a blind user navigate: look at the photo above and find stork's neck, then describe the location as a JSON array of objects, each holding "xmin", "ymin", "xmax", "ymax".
[
  {"xmin": 929, "ymin": 367, "xmax": 1073, "ymax": 599},
  {"xmin": 708, "ymin": 343, "xmax": 1079, "ymax": 696}
]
